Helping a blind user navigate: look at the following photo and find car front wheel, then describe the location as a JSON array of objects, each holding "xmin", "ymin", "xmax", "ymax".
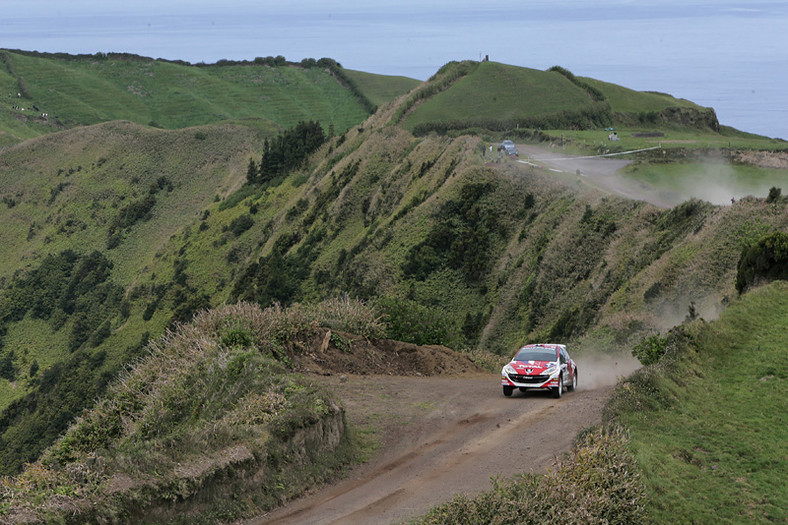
[
  {"xmin": 503, "ymin": 385, "xmax": 514, "ymax": 397},
  {"xmin": 553, "ymin": 374, "xmax": 563, "ymax": 398}
]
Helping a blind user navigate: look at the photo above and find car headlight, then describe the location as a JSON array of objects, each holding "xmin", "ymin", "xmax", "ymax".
[{"xmin": 502, "ymin": 364, "xmax": 516, "ymax": 375}]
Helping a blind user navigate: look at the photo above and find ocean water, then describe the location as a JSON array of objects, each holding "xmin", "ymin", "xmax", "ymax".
[{"xmin": 2, "ymin": 1, "xmax": 786, "ymax": 138}]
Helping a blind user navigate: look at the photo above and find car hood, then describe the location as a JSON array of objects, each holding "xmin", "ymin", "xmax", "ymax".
[{"xmin": 509, "ymin": 360, "xmax": 554, "ymax": 374}]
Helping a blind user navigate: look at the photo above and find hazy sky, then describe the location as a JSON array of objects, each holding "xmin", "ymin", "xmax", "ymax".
[{"xmin": 2, "ymin": 0, "xmax": 786, "ymax": 137}]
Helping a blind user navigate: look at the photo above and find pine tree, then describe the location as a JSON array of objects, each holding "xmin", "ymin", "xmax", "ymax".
[{"xmin": 246, "ymin": 157, "xmax": 259, "ymax": 184}]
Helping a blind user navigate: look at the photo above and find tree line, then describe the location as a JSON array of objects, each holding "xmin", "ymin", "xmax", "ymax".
[{"xmin": 246, "ymin": 120, "xmax": 327, "ymax": 184}]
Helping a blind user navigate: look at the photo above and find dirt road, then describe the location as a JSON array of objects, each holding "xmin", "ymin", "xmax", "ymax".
[
  {"xmin": 251, "ymin": 361, "xmax": 632, "ymax": 525},
  {"xmin": 516, "ymin": 144, "xmax": 683, "ymax": 208}
]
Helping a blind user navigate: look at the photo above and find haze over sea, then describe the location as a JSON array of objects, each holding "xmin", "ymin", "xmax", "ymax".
[{"xmin": 3, "ymin": 0, "xmax": 786, "ymax": 139}]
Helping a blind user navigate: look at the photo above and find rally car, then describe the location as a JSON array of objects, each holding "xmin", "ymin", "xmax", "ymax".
[{"xmin": 501, "ymin": 343, "xmax": 577, "ymax": 398}]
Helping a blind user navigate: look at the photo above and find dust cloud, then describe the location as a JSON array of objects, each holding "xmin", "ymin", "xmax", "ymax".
[
  {"xmin": 574, "ymin": 352, "xmax": 642, "ymax": 390},
  {"xmin": 669, "ymin": 158, "xmax": 781, "ymax": 206}
]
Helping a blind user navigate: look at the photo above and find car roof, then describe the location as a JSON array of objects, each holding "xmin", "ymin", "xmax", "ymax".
[{"xmin": 519, "ymin": 343, "xmax": 565, "ymax": 350}]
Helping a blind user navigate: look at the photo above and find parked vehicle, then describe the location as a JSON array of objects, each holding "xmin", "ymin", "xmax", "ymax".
[
  {"xmin": 501, "ymin": 343, "xmax": 577, "ymax": 398},
  {"xmin": 500, "ymin": 139, "xmax": 518, "ymax": 156}
]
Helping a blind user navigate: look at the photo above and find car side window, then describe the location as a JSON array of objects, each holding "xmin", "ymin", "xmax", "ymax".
[{"xmin": 559, "ymin": 349, "xmax": 567, "ymax": 364}]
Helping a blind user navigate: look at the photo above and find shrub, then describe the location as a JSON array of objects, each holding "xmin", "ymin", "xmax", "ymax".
[
  {"xmin": 229, "ymin": 214, "xmax": 254, "ymax": 237},
  {"xmin": 375, "ymin": 297, "xmax": 456, "ymax": 346},
  {"xmin": 632, "ymin": 333, "xmax": 668, "ymax": 365},
  {"xmin": 736, "ymin": 231, "xmax": 788, "ymax": 293}
]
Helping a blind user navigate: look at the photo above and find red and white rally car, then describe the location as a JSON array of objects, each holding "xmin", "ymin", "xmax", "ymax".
[{"xmin": 501, "ymin": 343, "xmax": 578, "ymax": 398}]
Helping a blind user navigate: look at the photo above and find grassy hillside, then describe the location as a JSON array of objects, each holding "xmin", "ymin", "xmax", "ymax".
[
  {"xmin": 604, "ymin": 281, "xmax": 788, "ymax": 523},
  {"xmin": 0, "ymin": 54, "xmax": 787, "ymax": 522},
  {"xmin": 582, "ymin": 76, "xmax": 702, "ymax": 114},
  {"xmin": 0, "ymin": 50, "xmax": 416, "ymax": 147},
  {"xmin": 342, "ymin": 68, "xmax": 421, "ymax": 108},
  {"xmin": 402, "ymin": 62, "xmax": 592, "ymax": 126},
  {"xmin": 0, "ymin": 121, "xmax": 263, "ymax": 282},
  {"xmin": 396, "ymin": 61, "xmax": 728, "ymax": 137},
  {"xmin": 2, "ymin": 80, "xmax": 787, "ymax": 476}
]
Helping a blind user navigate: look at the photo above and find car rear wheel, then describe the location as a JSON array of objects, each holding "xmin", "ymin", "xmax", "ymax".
[
  {"xmin": 503, "ymin": 385, "xmax": 514, "ymax": 397},
  {"xmin": 568, "ymin": 371, "xmax": 577, "ymax": 392},
  {"xmin": 553, "ymin": 374, "xmax": 563, "ymax": 398}
]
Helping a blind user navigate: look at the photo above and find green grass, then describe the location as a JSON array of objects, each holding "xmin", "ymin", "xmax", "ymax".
[
  {"xmin": 0, "ymin": 51, "xmax": 378, "ymax": 144},
  {"xmin": 582, "ymin": 77, "xmax": 702, "ymax": 114},
  {"xmin": 0, "ymin": 121, "xmax": 263, "ymax": 283},
  {"xmin": 621, "ymin": 160, "xmax": 788, "ymax": 205},
  {"xmin": 342, "ymin": 69, "xmax": 420, "ymax": 108},
  {"xmin": 614, "ymin": 282, "xmax": 788, "ymax": 523},
  {"xmin": 541, "ymin": 127, "xmax": 788, "ymax": 155},
  {"xmin": 402, "ymin": 62, "xmax": 594, "ymax": 131}
]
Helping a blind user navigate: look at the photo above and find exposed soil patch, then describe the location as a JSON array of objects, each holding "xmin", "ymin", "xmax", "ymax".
[
  {"xmin": 290, "ymin": 328, "xmax": 486, "ymax": 377},
  {"xmin": 731, "ymin": 149, "xmax": 788, "ymax": 170}
]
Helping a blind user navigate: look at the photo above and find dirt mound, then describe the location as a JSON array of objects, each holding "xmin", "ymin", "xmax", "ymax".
[{"xmin": 290, "ymin": 328, "xmax": 486, "ymax": 377}]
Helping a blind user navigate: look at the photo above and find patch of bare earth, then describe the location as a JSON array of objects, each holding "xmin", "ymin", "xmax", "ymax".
[
  {"xmin": 238, "ymin": 333, "xmax": 627, "ymax": 525},
  {"xmin": 731, "ymin": 149, "xmax": 788, "ymax": 170}
]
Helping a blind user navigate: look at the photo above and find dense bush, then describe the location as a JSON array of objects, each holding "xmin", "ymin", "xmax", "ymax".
[
  {"xmin": 403, "ymin": 181, "xmax": 505, "ymax": 282},
  {"xmin": 632, "ymin": 333, "xmax": 668, "ymax": 365},
  {"xmin": 0, "ymin": 349, "xmax": 113, "ymax": 474},
  {"xmin": 375, "ymin": 297, "xmax": 457, "ymax": 347},
  {"xmin": 0, "ymin": 250, "xmax": 124, "ymax": 474},
  {"xmin": 105, "ymin": 177, "xmax": 172, "ymax": 249},
  {"xmin": 247, "ymin": 121, "xmax": 326, "ymax": 184},
  {"xmin": 736, "ymin": 231, "xmax": 788, "ymax": 293},
  {"xmin": 0, "ymin": 250, "xmax": 122, "ymax": 353},
  {"xmin": 228, "ymin": 214, "xmax": 255, "ymax": 237}
]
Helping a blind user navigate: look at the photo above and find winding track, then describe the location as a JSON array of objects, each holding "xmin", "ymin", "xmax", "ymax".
[
  {"xmin": 516, "ymin": 144, "xmax": 682, "ymax": 208},
  {"xmin": 248, "ymin": 370, "xmax": 624, "ymax": 525}
]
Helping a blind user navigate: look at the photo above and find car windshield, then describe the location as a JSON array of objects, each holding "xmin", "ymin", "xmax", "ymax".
[{"xmin": 513, "ymin": 348, "xmax": 557, "ymax": 362}]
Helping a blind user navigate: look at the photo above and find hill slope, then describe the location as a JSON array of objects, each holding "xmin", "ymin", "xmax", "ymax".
[
  {"xmin": 397, "ymin": 61, "xmax": 718, "ymax": 135},
  {"xmin": 0, "ymin": 50, "xmax": 417, "ymax": 147},
  {"xmin": 605, "ymin": 281, "xmax": 788, "ymax": 523}
]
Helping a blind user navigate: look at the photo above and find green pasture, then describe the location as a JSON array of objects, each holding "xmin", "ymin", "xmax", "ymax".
[
  {"xmin": 541, "ymin": 127, "xmax": 788, "ymax": 155},
  {"xmin": 402, "ymin": 61, "xmax": 595, "ymax": 131},
  {"xmin": 621, "ymin": 160, "xmax": 787, "ymax": 204},
  {"xmin": 0, "ymin": 51, "xmax": 384, "ymax": 144},
  {"xmin": 582, "ymin": 77, "xmax": 702, "ymax": 114},
  {"xmin": 342, "ymin": 68, "xmax": 421, "ymax": 107}
]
